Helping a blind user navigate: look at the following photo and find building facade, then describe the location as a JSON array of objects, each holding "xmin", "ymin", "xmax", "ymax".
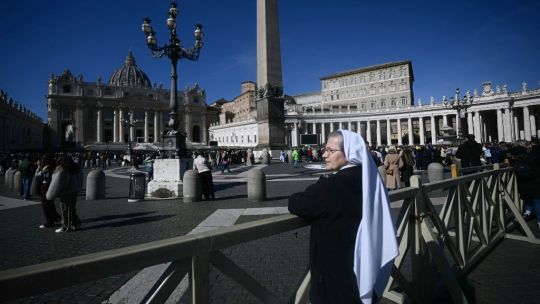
[
  {"xmin": 210, "ymin": 61, "xmax": 540, "ymax": 149},
  {"xmin": 209, "ymin": 82, "xmax": 259, "ymax": 147},
  {"xmin": 0, "ymin": 90, "xmax": 44, "ymax": 151},
  {"xmin": 46, "ymin": 51, "xmax": 208, "ymax": 150}
]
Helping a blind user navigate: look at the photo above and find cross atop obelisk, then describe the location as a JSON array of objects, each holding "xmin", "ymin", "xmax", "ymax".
[{"xmin": 257, "ymin": 0, "xmax": 283, "ymax": 95}]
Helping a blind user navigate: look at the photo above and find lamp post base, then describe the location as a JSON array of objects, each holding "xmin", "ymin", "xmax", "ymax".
[{"xmin": 161, "ymin": 131, "xmax": 187, "ymax": 159}]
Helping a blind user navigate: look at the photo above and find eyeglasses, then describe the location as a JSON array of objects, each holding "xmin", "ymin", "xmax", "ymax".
[{"xmin": 323, "ymin": 147, "xmax": 342, "ymax": 154}]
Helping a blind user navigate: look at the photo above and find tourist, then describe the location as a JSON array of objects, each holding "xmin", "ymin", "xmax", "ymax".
[
  {"xmin": 36, "ymin": 154, "xmax": 61, "ymax": 228},
  {"xmin": 46, "ymin": 155, "xmax": 83, "ymax": 233},
  {"xmin": 400, "ymin": 147, "xmax": 415, "ymax": 187},
  {"xmin": 193, "ymin": 151, "xmax": 215, "ymax": 200},
  {"xmin": 18, "ymin": 154, "xmax": 35, "ymax": 200},
  {"xmin": 383, "ymin": 146, "xmax": 403, "ymax": 191}
]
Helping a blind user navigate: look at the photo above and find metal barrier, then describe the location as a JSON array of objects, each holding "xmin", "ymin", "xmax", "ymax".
[{"xmin": 0, "ymin": 164, "xmax": 537, "ymax": 303}]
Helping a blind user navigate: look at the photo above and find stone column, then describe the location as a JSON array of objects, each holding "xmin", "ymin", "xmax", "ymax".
[
  {"xmin": 96, "ymin": 106, "xmax": 102, "ymax": 143},
  {"xmin": 467, "ymin": 112, "xmax": 474, "ymax": 136},
  {"xmin": 144, "ymin": 110, "xmax": 149, "ymax": 143},
  {"xmin": 330, "ymin": 121, "xmax": 334, "ymax": 132},
  {"xmin": 321, "ymin": 122, "xmax": 326, "ymax": 144},
  {"xmin": 386, "ymin": 118, "xmax": 392, "ymax": 146},
  {"xmin": 129, "ymin": 109, "xmax": 135, "ymax": 142},
  {"xmin": 419, "ymin": 117, "xmax": 425, "ymax": 145},
  {"xmin": 474, "ymin": 111, "xmax": 481, "ymax": 141},
  {"xmin": 530, "ymin": 111, "xmax": 537, "ymax": 138},
  {"xmin": 76, "ymin": 106, "xmax": 85, "ymax": 144},
  {"xmin": 201, "ymin": 113, "xmax": 207, "ymax": 143},
  {"xmin": 514, "ymin": 115, "xmax": 519, "ymax": 140},
  {"xmin": 397, "ymin": 119, "xmax": 402, "ymax": 145},
  {"xmin": 154, "ymin": 110, "xmax": 159, "ymax": 143},
  {"xmin": 523, "ymin": 106, "xmax": 531, "ymax": 141},
  {"xmin": 366, "ymin": 120, "xmax": 372, "ymax": 146},
  {"xmin": 431, "ymin": 115, "xmax": 436, "ymax": 145},
  {"xmin": 113, "ymin": 109, "xmax": 119, "ymax": 142},
  {"xmin": 348, "ymin": 121, "xmax": 352, "ymax": 131},
  {"xmin": 443, "ymin": 114, "xmax": 448, "ymax": 128},
  {"xmin": 376, "ymin": 119, "xmax": 381, "ymax": 146},
  {"xmin": 119, "ymin": 108, "xmax": 124, "ymax": 143},
  {"xmin": 292, "ymin": 122, "xmax": 298, "ymax": 146},
  {"xmin": 455, "ymin": 113, "xmax": 460, "ymax": 137},
  {"xmin": 504, "ymin": 109, "xmax": 509, "ymax": 142},
  {"xmin": 497, "ymin": 109, "xmax": 504, "ymax": 142},
  {"xmin": 407, "ymin": 117, "xmax": 413, "ymax": 145}
]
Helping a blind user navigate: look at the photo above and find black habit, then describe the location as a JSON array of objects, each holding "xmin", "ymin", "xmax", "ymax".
[{"xmin": 289, "ymin": 165, "xmax": 363, "ymax": 303}]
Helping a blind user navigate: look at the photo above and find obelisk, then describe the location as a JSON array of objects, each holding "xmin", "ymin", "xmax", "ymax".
[
  {"xmin": 257, "ymin": 0, "xmax": 283, "ymax": 92},
  {"xmin": 256, "ymin": 0, "xmax": 286, "ymax": 153}
]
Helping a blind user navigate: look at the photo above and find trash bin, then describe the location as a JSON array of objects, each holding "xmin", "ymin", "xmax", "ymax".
[{"xmin": 128, "ymin": 172, "xmax": 146, "ymax": 202}]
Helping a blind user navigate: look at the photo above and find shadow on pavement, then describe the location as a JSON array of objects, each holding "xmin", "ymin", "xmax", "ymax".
[
  {"xmin": 80, "ymin": 214, "xmax": 175, "ymax": 230},
  {"xmin": 83, "ymin": 211, "xmax": 157, "ymax": 223}
]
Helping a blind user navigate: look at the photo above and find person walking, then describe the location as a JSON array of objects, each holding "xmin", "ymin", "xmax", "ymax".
[
  {"xmin": 291, "ymin": 148, "xmax": 300, "ymax": 168},
  {"xmin": 36, "ymin": 154, "xmax": 61, "ymax": 228},
  {"xmin": 288, "ymin": 130, "xmax": 398, "ymax": 303},
  {"xmin": 18, "ymin": 154, "xmax": 35, "ymax": 200},
  {"xmin": 194, "ymin": 151, "xmax": 215, "ymax": 200},
  {"xmin": 384, "ymin": 146, "xmax": 403, "ymax": 191},
  {"xmin": 46, "ymin": 155, "xmax": 83, "ymax": 233}
]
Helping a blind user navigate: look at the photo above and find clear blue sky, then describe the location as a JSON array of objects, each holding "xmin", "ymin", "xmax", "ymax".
[{"xmin": 1, "ymin": 0, "xmax": 539, "ymax": 120}]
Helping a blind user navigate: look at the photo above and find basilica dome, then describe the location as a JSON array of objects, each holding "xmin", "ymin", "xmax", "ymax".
[{"xmin": 109, "ymin": 51, "xmax": 152, "ymax": 89}]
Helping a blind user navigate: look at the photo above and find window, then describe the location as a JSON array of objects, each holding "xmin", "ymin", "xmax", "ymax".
[
  {"xmin": 62, "ymin": 108, "xmax": 72, "ymax": 120},
  {"xmin": 401, "ymin": 97, "xmax": 407, "ymax": 105},
  {"xmin": 391, "ymin": 98, "xmax": 396, "ymax": 106},
  {"xmin": 62, "ymin": 85, "xmax": 71, "ymax": 93},
  {"xmin": 193, "ymin": 96, "xmax": 199, "ymax": 103}
]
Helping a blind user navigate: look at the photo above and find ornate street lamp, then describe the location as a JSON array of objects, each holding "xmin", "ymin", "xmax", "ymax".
[
  {"xmin": 141, "ymin": 1, "xmax": 203, "ymax": 158},
  {"xmin": 443, "ymin": 88, "xmax": 473, "ymax": 140}
]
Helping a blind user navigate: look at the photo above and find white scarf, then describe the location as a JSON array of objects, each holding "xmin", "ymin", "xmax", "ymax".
[{"xmin": 339, "ymin": 129, "xmax": 398, "ymax": 304}]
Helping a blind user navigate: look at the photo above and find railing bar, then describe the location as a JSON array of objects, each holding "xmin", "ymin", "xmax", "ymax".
[
  {"xmin": 209, "ymin": 251, "xmax": 280, "ymax": 304},
  {"xmin": 192, "ymin": 253, "xmax": 210, "ymax": 304},
  {"xmin": 421, "ymin": 221, "xmax": 469, "ymax": 304},
  {"xmin": 144, "ymin": 259, "xmax": 191, "ymax": 304}
]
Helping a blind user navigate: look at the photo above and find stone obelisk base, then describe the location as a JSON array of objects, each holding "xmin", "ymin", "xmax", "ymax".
[{"xmin": 255, "ymin": 97, "xmax": 286, "ymax": 160}]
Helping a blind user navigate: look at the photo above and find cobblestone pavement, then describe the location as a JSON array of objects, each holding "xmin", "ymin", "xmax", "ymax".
[{"xmin": 0, "ymin": 161, "xmax": 539, "ymax": 303}]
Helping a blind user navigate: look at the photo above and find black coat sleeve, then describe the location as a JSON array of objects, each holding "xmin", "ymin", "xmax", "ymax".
[{"xmin": 288, "ymin": 176, "xmax": 331, "ymax": 220}]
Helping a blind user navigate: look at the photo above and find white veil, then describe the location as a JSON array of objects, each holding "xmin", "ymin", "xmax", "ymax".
[{"xmin": 339, "ymin": 129, "xmax": 398, "ymax": 304}]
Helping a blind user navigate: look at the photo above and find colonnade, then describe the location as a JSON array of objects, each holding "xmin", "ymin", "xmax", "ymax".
[
  {"xmin": 287, "ymin": 103, "xmax": 539, "ymax": 147},
  {"xmin": 95, "ymin": 106, "xmax": 163, "ymax": 144}
]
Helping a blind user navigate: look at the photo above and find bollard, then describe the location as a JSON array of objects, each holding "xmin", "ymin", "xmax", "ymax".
[
  {"xmin": 246, "ymin": 149, "xmax": 254, "ymax": 166},
  {"xmin": 427, "ymin": 162, "xmax": 444, "ymax": 183},
  {"xmin": 260, "ymin": 148, "xmax": 270, "ymax": 164},
  {"xmin": 86, "ymin": 169, "xmax": 106, "ymax": 200},
  {"xmin": 183, "ymin": 170, "xmax": 201, "ymax": 203},
  {"xmin": 128, "ymin": 172, "xmax": 146, "ymax": 202},
  {"xmin": 5, "ymin": 168, "xmax": 13, "ymax": 188},
  {"xmin": 247, "ymin": 169, "xmax": 266, "ymax": 202},
  {"xmin": 378, "ymin": 165, "xmax": 387, "ymax": 184},
  {"xmin": 287, "ymin": 150, "xmax": 292, "ymax": 164},
  {"xmin": 13, "ymin": 171, "xmax": 22, "ymax": 195},
  {"xmin": 30, "ymin": 175, "xmax": 42, "ymax": 197}
]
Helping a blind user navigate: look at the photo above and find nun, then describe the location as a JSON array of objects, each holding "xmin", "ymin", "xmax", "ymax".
[{"xmin": 289, "ymin": 129, "xmax": 398, "ymax": 303}]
